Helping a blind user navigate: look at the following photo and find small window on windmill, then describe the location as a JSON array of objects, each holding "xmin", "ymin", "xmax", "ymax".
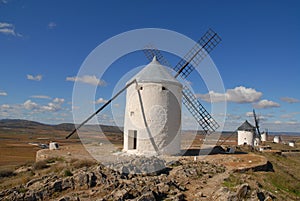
[
  {"xmin": 162, "ymin": 86, "xmax": 166, "ymax": 90},
  {"xmin": 135, "ymin": 85, "xmax": 143, "ymax": 90},
  {"xmin": 130, "ymin": 111, "xmax": 134, "ymax": 116}
]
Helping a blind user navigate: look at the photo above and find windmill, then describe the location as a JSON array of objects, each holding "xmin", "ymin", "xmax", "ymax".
[
  {"xmin": 253, "ymin": 109, "xmax": 269, "ymax": 143},
  {"xmin": 66, "ymin": 29, "xmax": 222, "ymax": 155}
]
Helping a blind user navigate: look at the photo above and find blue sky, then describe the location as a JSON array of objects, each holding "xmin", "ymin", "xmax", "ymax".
[{"xmin": 0, "ymin": 0, "xmax": 299, "ymax": 132}]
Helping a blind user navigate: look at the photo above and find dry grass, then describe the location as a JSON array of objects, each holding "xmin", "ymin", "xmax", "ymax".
[
  {"xmin": 71, "ymin": 159, "xmax": 97, "ymax": 169},
  {"xmin": 32, "ymin": 160, "xmax": 49, "ymax": 170},
  {"xmin": 223, "ymin": 152, "xmax": 300, "ymax": 200},
  {"xmin": 0, "ymin": 170, "xmax": 33, "ymax": 190}
]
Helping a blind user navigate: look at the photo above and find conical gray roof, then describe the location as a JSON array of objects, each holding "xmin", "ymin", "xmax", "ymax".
[
  {"xmin": 128, "ymin": 57, "xmax": 182, "ymax": 87},
  {"xmin": 237, "ymin": 120, "xmax": 256, "ymax": 131}
]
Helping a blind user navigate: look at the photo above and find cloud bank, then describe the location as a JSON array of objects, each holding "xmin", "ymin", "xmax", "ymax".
[
  {"xmin": 197, "ymin": 86, "xmax": 262, "ymax": 103},
  {"xmin": 66, "ymin": 75, "xmax": 106, "ymax": 86},
  {"xmin": 280, "ymin": 97, "xmax": 299, "ymax": 103},
  {"xmin": 23, "ymin": 98, "xmax": 65, "ymax": 112},
  {"xmin": 253, "ymin": 99, "xmax": 280, "ymax": 109}
]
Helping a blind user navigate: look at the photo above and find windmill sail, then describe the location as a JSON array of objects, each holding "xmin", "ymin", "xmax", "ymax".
[
  {"xmin": 253, "ymin": 109, "xmax": 261, "ymax": 139},
  {"xmin": 174, "ymin": 28, "xmax": 221, "ymax": 78},
  {"xmin": 143, "ymin": 44, "xmax": 171, "ymax": 67},
  {"xmin": 182, "ymin": 86, "xmax": 219, "ymax": 133},
  {"xmin": 142, "ymin": 30, "xmax": 221, "ymax": 134},
  {"xmin": 66, "ymin": 79, "xmax": 137, "ymax": 139}
]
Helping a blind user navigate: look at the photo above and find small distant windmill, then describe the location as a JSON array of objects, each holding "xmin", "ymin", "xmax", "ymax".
[
  {"xmin": 253, "ymin": 109, "xmax": 268, "ymax": 142},
  {"xmin": 66, "ymin": 29, "xmax": 222, "ymax": 154}
]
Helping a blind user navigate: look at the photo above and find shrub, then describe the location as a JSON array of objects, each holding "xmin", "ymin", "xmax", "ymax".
[
  {"xmin": 64, "ymin": 169, "xmax": 73, "ymax": 177},
  {"xmin": 33, "ymin": 161, "xmax": 49, "ymax": 170},
  {"xmin": 72, "ymin": 160, "xmax": 96, "ymax": 169},
  {"xmin": 0, "ymin": 169, "xmax": 15, "ymax": 178}
]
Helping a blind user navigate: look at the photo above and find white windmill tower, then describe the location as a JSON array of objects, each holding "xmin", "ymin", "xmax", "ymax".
[
  {"xmin": 123, "ymin": 57, "xmax": 182, "ymax": 155},
  {"xmin": 66, "ymin": 29, "xmax": 221, "ymax": 156},
  {"xmin": 237, "ymin": 120, "xmax": 256, "ymax": 146}
]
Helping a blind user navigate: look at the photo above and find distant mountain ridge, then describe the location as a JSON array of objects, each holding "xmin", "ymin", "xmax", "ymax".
[
  {"xmin": 1, "ymin": 119, "xmax": 299, "ymax": 136},
  {"xmin": 0, "ymin": 119, "xmax": 123, "ymax": 133}
]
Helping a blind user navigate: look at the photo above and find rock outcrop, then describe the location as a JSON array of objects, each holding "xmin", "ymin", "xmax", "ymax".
[{"xmin": 0, "ymin": 156, "xmax": 277, "ymax": 201}]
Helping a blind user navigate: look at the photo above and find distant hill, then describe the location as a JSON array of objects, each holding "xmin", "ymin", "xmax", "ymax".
[
  {"xmin": 1, "ymin": 119, "xmax": 299, "ymax": 136},
  {"xmin": 0, "ymin": 119, "xmax": 123, "ymax": 133},
  {"xmin": 54, "ymin": 123, "xmax": 76, "ymax": 131},
  {"xmin": 0, "ymin": 119, "xmax": 52, "ymax": 129}
]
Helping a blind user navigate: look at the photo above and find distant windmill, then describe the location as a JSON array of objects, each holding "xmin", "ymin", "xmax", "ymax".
[
  {"xmin": 66, "ymin": 29, "xmax": 222, "ymax": 155},
  {"xmin": 253, "ymin": 109, "xmax": 268, "ymax": 143}
]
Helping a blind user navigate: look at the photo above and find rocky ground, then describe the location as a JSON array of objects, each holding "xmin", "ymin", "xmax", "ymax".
[{"xmin": 0, "ymin": 155, "xmax": 282, "ymax": 201}]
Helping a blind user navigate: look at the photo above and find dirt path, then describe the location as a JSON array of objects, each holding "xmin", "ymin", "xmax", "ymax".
[{"xmin": 184, "ymin": 170, "xmax": 230, "ymax": 200}]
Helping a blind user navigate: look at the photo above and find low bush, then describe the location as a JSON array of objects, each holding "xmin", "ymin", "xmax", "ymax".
[
  {"xmin": 0, "ymin": 169, "xmax": 15, "ymax": 178},
  {"xmin": 64, "ymin": 169, "xmax": 73, "ymax": 177},
  {"xmin": 33, "ymin": 161, "xmax": 49, "ymax": 170},
  {"xmin": 72, "ymin": 159, "xmax": 96, "ymax": 169}
]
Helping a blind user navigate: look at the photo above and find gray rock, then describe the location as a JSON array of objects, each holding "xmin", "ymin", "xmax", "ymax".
[
  {"xmin": 52, "ymin": 180, "xmax": 62, "ymax": 192},
  {"xmin": 58, "ymin": 196, "xmax": 80, "ymax": 201},
  {"xmin": 23, "ymin": 190, "xmax": 37, "ymax": 201},
  {"xmin": 168, "ymin": 193, "xmax": 185, "ymax": 201},
  {"xmin": 195, "ymin": 191, "xmax": 204, "ymax": 197},
  {"xmin": 137, "ymin": 191, "xmax": 156, "ymax": 201},
  {"xmin": 113, "ymin": 189, "xmax": 130, "ymax": 200},
  {"xmin": 236, "ymin": 183, "xmax": 250, "ymax": 199},
  {"xmin": 88, "ymin": 172, "xmax": 97, "ymax": 188},
  {"xmin": 157, "ymin": 183, "xmax": 170, "ymax": 194},
  {"xmin": 26, "ymin": 178, "xmax": 43, "ymax": 188},
  {"xmin": 62, "ymin": 178, "xmax": 74, "ymax": 190}
]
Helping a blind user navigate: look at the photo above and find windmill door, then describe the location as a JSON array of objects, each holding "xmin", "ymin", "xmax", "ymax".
[{"xmin": 128, "ymin": 130, "xmax": 137, "ymax": 150}]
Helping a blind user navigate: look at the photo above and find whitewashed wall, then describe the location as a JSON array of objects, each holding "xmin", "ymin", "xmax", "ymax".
[
  {"xmin": 123, "ymin": 81, "xmax": 182, "ymax": 155},
  {"xmin": 237, "ymin": 130, "xmax": 254, "ymax": 146}
]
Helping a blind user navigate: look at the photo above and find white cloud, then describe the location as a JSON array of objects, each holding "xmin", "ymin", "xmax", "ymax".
[
  {"xmin": 1, "ymin": 104, "xmax": 10, "ymax": 109},
  {"xmin": 253, "ymin": 99, "xmax": 280, "ymax": 109},
  {"xmin": 197, "ymin": 86, "xmax": 262, "ymax": 103},
  {"xmin": 24, "ymin": 100, "xmax": 39, "ymax": 110},
  {"xmin": 48, "ymin": 22, "xmax": 57, "ymax": 29},
  {"xmin": 94, "ymin": 98, "xmax": 107, "ymax": 104},
  {"xmin": 280, "ymin": 114, "xmax": 292, "ymax": 119},
  {"xmin": 0, "ymin": 91, "xmax": 7, "ymax": 96},
  {"xmin": 246, "ymin": 112, "xmax": 253, "ymax": 117},
  {"xmin": 27, "ymin": 74, "xmax": 42, "ymax": 81},
  {"xmin": 23, "ymin": 98, "xmax": 65, "ymax": 112},
  {"xmin": 287, "ymin": 121, "xmax": 298, "ymax": 125},
  {"xmin": 0, "ymin": 22, "xmax": 22, "ymax": 37},
  {"xmin": 53, "ymin": 98, "xmax": 64, "ymax": 103},
  {"xmin": 66, "ymin": 75, "xmax": 106, "ymax": 86},
  {"xmin": 197, "ymin": 91, "xmax": 226, "ymax": 103},
  {"xmin": 31, "ymin": 95, "xmax": 51, "ymax": 99},
  {"xmin": 280, "ymin": 97, "xmax": 299, "ymax": 103},
  {"xmin": 41, "ymin": 102, "xmax": 61, "ymax": 112},
  {"xmin": 226, "ymin": 113, "xmax": 242, "ymax": 120},
  {"xmin": 280, "ymin": 112, "xmax": 300, "ymax": 119}
]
